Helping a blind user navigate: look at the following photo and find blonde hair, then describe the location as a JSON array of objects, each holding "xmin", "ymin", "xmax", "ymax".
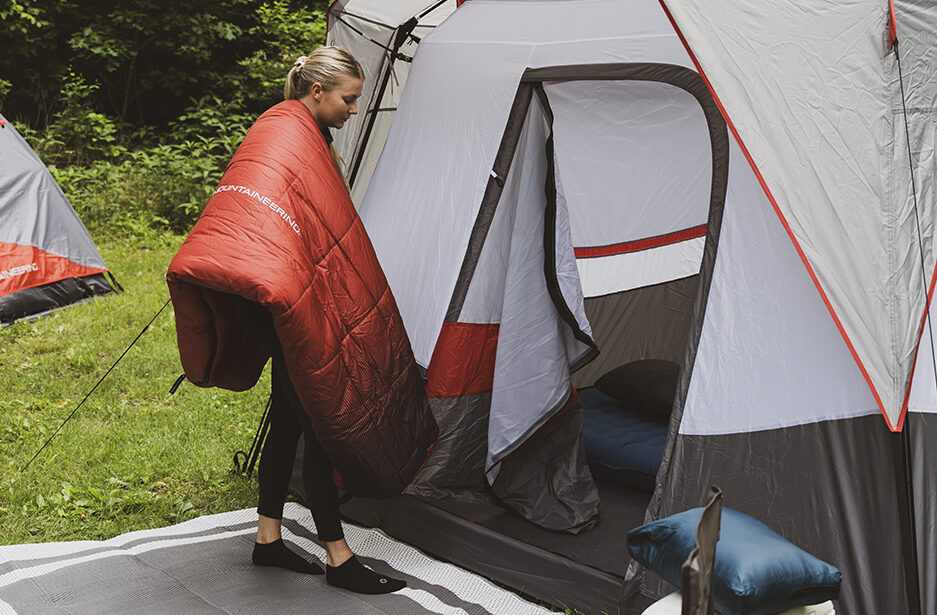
[{"xmin": 285, "ymin": 47, "xmax": 364, "ymax": 180}]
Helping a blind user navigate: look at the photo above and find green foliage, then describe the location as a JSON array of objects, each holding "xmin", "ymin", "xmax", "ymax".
[
  {"xmin": 28, "ymin": 478, "xmax": 198, "ymax": 524},
  {"xmin": 238, "ymin": 1, "xmax": 328, "ymax": 107},
  {"xmin": 1, "ymin": 0, "xmax": 329, "ymax": 128},
  {"xmin": 0, "ymin": 0, "xmax": 332, "ymax": 542},
  {"xmin": 3, "ymin": 0, "xmax": 329, "ymax": 237},
  {"xmin": 1, "ymin": 0, "xmax": 254, "ymax": 126},
  {"xmin": 0, "ymin": 0, "xmax": 50, "ymax": 33},
  {"xmin": 18, "ymin": 69, "xmax": 121, "ymax": 166},
  {"xmin": 0, "ymin": 78, "xmax": 12, "ymax": 112}
]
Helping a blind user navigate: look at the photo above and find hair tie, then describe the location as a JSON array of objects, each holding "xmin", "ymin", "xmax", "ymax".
[{"xmin": 294, "ymin": 56, "xmax": 307, "ymax": 70}]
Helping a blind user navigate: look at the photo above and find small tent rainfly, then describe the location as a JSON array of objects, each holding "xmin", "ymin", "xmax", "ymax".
[
  {"xmin": 333, "ymin": 0, "xmax": 937, "ymax": 614},
  {"xmin": 326, "ymin": 0, "xmax": 457, "ymax": 206},
  {"xmin": 0, "ymin": 114, "xmax": 119, "ymax": 325}
]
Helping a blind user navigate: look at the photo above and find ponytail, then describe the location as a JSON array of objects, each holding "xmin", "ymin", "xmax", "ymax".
[{"xmin": 285, "ymin": 47, "xmax": 364, "ymax": 181}]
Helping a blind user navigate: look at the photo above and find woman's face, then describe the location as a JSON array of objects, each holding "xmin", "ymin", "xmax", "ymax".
[{"xmin": 311, "ymin": 75, "xmax": 363, "ymax": 129}]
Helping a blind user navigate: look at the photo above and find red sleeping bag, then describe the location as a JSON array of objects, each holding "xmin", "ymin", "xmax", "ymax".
[{"xmin": 166, "ymin": 99, "xmax": 437, "ymax": 497}]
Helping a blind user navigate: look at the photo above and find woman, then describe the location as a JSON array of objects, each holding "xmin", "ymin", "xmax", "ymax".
[{"xmin": 247, "ymin": 47, "xmax": 407, "ymax": 595}]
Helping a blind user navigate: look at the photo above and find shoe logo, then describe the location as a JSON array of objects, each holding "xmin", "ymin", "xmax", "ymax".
[{"xmin": 380, "ymin": 578, "xmax": 387, "ymax": 584}]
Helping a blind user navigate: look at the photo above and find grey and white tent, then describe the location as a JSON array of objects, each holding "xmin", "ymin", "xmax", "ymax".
[
  {"xmin": 0, "ymin": 114, "xmax": 118, "ymax": 325},
  {"xmin": 326, "ymin": 0, "xmax": 457, "ymax": 206},
  {"xmin": 328, "ymin": 1, "xmax": 937, "ymax": 614}
]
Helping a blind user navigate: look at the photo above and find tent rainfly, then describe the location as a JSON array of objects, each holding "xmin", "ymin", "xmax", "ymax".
[
  {"xmin": 326, "ymin": 0, "xmax": 457, "ymax": 206},
  {"xmin": 311, "ymin": 1, "xmax": 937, "ymax": 614},
  {"xmin": 0, "ymin": 114, "xmax": 119, "ymax": 325}
]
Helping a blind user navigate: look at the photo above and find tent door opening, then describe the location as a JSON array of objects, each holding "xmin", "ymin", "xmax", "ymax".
[
  {"xmin": 336, "ymin": 61, "xmax": 729, "ymax": 614},
  {"xmin": 472, "ymin": 63, "xmax": 729, "ymax": 574}
]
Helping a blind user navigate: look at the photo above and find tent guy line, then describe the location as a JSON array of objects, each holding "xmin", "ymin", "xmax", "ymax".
[
  {"xmin": 895, "ymin": 33, "xmax": 936, "ymax": 399},
  {"xmin": 20, "ymin": 298, "xmax": 172, "ymax": 473}
]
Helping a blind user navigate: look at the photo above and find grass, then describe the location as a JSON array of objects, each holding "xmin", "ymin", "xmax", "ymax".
[
  {"xmin": 0, "ymin": 234, "xmax": 269, "ymax": 545},
  {"xmin": 0, "ymin": 234, "xmax": 593, "ymax": 615},
  {"xmin": 1, "ymin": 233, "xmax": 586, "ymax": 613}
]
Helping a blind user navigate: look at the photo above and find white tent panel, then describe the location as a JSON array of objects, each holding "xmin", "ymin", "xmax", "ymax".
[
  {"xmin": 0, "ymin": 116, "xmax": 106, "ymax": 269},
  {"xmin": 459, "ymin": 113, "xmax": 533, "ymax": 326},
  {"xmin": 360, "ymin": 0, "xmax": 698, "ymax": 367},
  {"xmin": 442, "ymin": 0, "xmax": 675, "ymax": 48},
  {"xmin": 346, "ymin": 94, "xmax": 397, "ymax": 206},
  {"xmin": 553, "ymin": 161, "xmax": 592, "ymax": 340},
  {"xmin": 680, "ymin": 141, "xmax": 880, "ymax": 436},
  {"xmin": 664, "ymin": 0, "xmax": 910, "ymax": 427},
  {"xmin": 909, "ymin": 314, "xmax": 937, "ymax": 415},
  {"xmin": 546, "ymin": 79, "xmax": 711, "ymax": 246},
  {"xmin": 360, "ymin": 41, "xmax": 532, "ymax": 365},
  {"xmin": 487, "ymin": 97, "xmax": 589, "ymax": 467},
  {"xmin": 577, "ymin": 238, "xmax": 704, "ymax": 298},
  {"xmin": 529, "ymin": 38, "xmax": 694, "ymax": 72},
  {"xmin": 894, "ymin": 0, "xmax": 937, "ymax": 419}
]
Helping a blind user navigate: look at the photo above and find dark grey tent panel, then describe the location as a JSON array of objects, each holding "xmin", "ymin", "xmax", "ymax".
[
  {"xmin": 572, "ymin": 276, "xmax": 701, "ymax": 388},
  {"xmin": 632, "ymin": 415, "xmax": 915, "ymax": 615},
  {"xmin": 907, "ymin": 412, "xmax": 936, "ymax": 615},
  {"xmin": 339, "ymin": 490, "xmax": 654, "ymax": 615},
  {"xmin": 0, "ymin": 273, "xmax": 116, "ymax": 325}
]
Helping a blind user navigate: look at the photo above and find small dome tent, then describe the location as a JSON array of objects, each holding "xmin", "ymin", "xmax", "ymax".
[
  {"xmin": 323, "ymin": 0, "xmax": 937, "ymax": 614},
  {"xmin": 0, "ymin": 115, "xmax": 119, "ymax": 325},
  {"xmin": 326, "ymin": 0, "xmax": 457, "ymax": 206}
]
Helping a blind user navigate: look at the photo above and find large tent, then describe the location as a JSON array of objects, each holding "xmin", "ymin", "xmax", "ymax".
[
  {"xmin": 0, "ymin": 114, "xmax": 119, "ymax": 325},
  {"xmin": 326, "ymin": 0, "xmax": 457, "ymax": 206},
  {"xmin": 323, "ymin": 1, "xmax": 937, "ymax": 614}
]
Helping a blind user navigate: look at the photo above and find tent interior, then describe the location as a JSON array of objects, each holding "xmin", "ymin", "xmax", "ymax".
[{"xmin": 311, "ymin": 63, "xmax": 725, "ymax": 613}]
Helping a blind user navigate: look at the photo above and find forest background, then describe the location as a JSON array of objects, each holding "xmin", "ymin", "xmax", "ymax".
[
  {"xmin": 2, "ymin": 0, "xmax": 329, "ymax": 238},
  {"xmin": 1, "ymin": 1, "xmax": 333, "ymax": 544}
]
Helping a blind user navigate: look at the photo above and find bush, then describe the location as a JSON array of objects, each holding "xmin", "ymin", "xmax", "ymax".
[
  {"xmin": 9, "ymin": 0, "xmax": 329, "ymax": 240},
  {"xmin": 47, "ymin": 129, "xmax": 252, "ymax": 238}
]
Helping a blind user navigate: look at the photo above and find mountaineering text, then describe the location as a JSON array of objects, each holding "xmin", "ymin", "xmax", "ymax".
[
  {"xmin": 0, "ymin": 263, "xmax": 39, "ymax": 280},
  {"xmin": 213, "ymin": 184, "xmax": 302, "ymax": 235}
]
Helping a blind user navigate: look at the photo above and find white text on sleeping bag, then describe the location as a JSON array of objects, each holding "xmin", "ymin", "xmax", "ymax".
[{"xmin": 213, "ymin": 184, "xmax": 301, "ymax": 235}]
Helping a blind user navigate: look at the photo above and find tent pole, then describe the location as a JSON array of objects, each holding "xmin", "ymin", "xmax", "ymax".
[
  {"xmin": 894, "ymin": 27, "xmax": 927, "ymax": 615},
  {"xmin": 417, "ymin": 0, "xmax": 450, "ymax": 20},
  {"xmin": 348, "ymin": 17, "xmax": 419, "ymax": 189}
]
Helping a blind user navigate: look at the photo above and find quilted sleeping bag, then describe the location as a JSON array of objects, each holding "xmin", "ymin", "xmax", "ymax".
[{"xmin": 166, "ymin": 99, "xmax": 437, "ymax": 498}]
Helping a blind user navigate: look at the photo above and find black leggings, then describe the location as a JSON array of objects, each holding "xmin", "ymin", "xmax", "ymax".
[{"xmin": 256, "ymin": 354, "xmax": 344, "ymax": 542}]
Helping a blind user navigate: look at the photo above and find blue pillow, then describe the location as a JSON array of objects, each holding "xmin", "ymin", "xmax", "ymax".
[{"xmin": 627, "ymin": 507, "xmax": 841, "ymax": 615}]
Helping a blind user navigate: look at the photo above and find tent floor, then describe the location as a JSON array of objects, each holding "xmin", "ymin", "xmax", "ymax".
[
  {"xmin": 340, "ymin": 477, "xmax": 653, "ymax": 615},
  {"xmin": 478, "ymin": 477, "xmax": 652, "ymax": 577},
  {"xmin": 0, "ymin": 504, "xmax": 554, "ymax": 615}
]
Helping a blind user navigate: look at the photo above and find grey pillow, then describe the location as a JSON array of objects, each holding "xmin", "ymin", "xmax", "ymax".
[{"xmin": 593, "ymin": 359, "xmax": 680, "ymax": 419}]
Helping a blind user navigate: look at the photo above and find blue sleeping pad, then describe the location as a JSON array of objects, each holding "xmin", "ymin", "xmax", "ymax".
[{"xmin": 579, "ymin": 387, "xmax": 669, "ymax": 492}]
